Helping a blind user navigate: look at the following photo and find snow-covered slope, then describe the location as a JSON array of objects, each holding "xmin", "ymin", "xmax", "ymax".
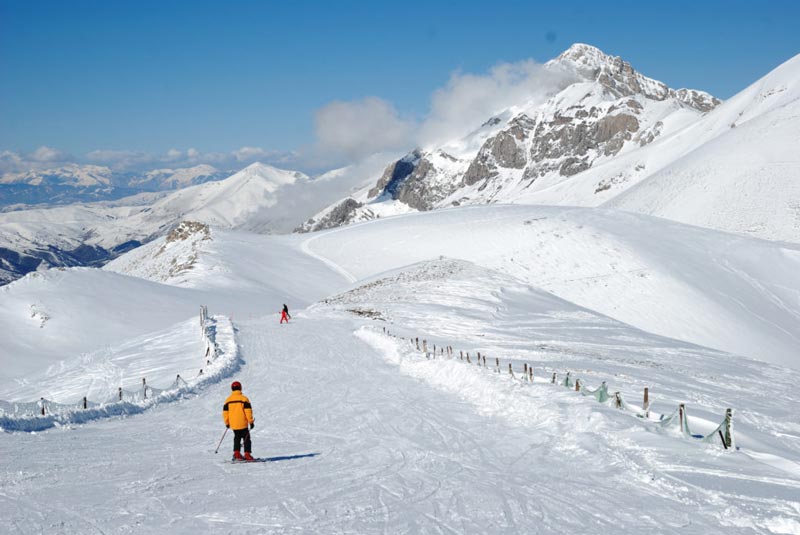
[
  {"xmin": 303, "ymin": 205, "xmax": 800, "ymax": 368},
  {"xmin": 602, "ymin": 54, "xmax": 800, "ymax": 242},
  {"xmin": 1, "ymin": 228, "xmax": 799, "ymax": 532}
]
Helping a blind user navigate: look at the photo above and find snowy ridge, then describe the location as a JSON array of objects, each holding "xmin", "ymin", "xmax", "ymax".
[
  {"xmin": 0, "ymin": 314, "xmax": 239, "ymax": 432},
  {"xmin": 359, "ymin": 328, "xmax": 734, "ymax": 449}
]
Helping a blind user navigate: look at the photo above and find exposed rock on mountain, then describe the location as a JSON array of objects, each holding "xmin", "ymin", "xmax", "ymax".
[
  {"xmin": 304, "ymin": 43, "xmax": 722, "ymax": 229},
  {"xmin": 296, "ymin": 198, "xmax": 366, "ymax": 233}
]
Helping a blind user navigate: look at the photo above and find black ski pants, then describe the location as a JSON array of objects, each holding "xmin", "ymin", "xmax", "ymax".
[{"xmin": 232, "ymin": 428, "xmax": 252, "ymax": 453}]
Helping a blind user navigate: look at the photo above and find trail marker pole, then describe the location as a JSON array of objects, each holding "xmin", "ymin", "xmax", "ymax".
[{"xmin": 643, "ymin": 387, "xmax": 650, "ymax": 418}]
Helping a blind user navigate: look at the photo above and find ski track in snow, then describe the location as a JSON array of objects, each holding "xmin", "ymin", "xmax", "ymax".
[{"xmin": 2, "ymin": 314, "xmax": 799, "ymax": 533}]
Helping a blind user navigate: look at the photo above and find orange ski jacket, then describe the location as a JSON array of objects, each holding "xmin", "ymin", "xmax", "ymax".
[{"xmin": 222, "ymin": 391, "xmax": 254, "ymax": 431}]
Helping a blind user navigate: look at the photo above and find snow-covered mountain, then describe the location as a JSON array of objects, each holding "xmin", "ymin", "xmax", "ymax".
[
  {"xmin": 0, "ymin": 163, "xmax": 229, "ymax": 207},
  {"xmin": 301, "ymin": 44, "xmax": 800, "ymax": 244},
  {"xmin": 0, "ymin": 161, "xmax": 378, "ymax": 284},
  {"xmin": 128, "ymin": 164, "xmax": 226, "ymax": 190},
  {"xmin": 300, "ymin": 43, "xmax": 720, "ymax": 232},
  {"xmin": 601, "ymin": 53, "xmax": 800, "ymax": 242},
  {"xmin": 0, "ymin": 163, "xmax": 115, "ymax": 188}
]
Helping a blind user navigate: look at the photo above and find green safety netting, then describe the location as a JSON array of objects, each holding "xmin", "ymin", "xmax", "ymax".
[{"xmin": 579, "ymin": 381, "xmax": 610, "ymax": 403}]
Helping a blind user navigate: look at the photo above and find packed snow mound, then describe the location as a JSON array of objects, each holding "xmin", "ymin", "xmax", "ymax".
[{"xmin": 302, "ymin": 204, "xmax": 800, "ymax": 368}]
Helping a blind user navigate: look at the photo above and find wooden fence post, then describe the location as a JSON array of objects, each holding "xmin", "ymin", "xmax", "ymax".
[
  {"xmin": 614, "ymin": 392, "xmax": 622, "ymax": 409},
  {"xmin": 460, "ymin": 350, "xmax": 463, "ymax": 360},
  {"xmin": 423, "ymin": 340, "xmax": 427, "ymax": 353},
  {"xmin": 143, "ymin": 378, "xmax": 147, "ymax": 400},
  {"xmin": 643, "ymin": 387, "xmax": 650, "ymax": 418},
  {"xmin": 119, "ymin": 387, "xmax": 123, "ymax": 401},
  {"xmin": 679, "ymin": 403, "xmax": 687, "ymax": 434},
  {"xmin": 529, "ymin": 367, "xmax": 533, "ymax": 383},
  {"xmin": 551, "ymin": 372, "xmax": 556, "ymax": 384},
  {"xmin": 724, "ymin": 408, "xmax": 734, "ymax": 449},
  {"xmin": 508, "ymin": 363, "xmax": 514, "ymax": 377},
  {"xmin": 524, "ymin": 363, "xmax": 528, "ymax": 375},
  {"xmin": 482, "ymin": 355, "xmax": 486, "ymax": 367},
  {"xmin": 83, "ymin": 396, "xmax": 87, "ymax": 409},
  {"xmin": 575, "ymin": 379, "xmax": 581, "ymax": 392},
  {"xmin": 467, "ymin": 355, "xmax": 471, "ymax": 364},
  {"xmin": 40, "ymin": 397, "xmax": 45, "ymax": 416}
]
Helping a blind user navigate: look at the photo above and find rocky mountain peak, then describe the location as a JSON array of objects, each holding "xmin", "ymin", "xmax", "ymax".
[{"xmin": 552, "ymin": 43, "xmax": 720, "ymax": 111}]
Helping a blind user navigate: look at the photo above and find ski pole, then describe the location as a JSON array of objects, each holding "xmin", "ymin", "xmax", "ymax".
[{"xmin": 214, "ymin": 427, "xmax": 229, "ymax": 454}]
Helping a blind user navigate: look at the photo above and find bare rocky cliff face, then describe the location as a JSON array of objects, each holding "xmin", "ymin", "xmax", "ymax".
[{"xmin": 300, "ymin": 43, "xmax": 721, "ymax": 233}]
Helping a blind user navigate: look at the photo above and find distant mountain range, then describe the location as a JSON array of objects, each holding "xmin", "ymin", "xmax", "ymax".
[
  {"xmin": 1, "ymin": 43, "xmax": 798, "ymax": 285},
  {"xmin": 0, "ymin": 164, "xmax": 229, "ymax": 207},
  {"xmin": 0, "ymin": 162, "xmax": 374, "ymax": 284}
]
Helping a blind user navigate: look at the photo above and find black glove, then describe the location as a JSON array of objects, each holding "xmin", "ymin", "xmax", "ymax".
[
  {"xmin": 225, "ymin": 424, "xmax": 229, "ymax": 429},
  {"xmin": 250, "ymin": 423, "xmax": 255, "ymax": 430}
]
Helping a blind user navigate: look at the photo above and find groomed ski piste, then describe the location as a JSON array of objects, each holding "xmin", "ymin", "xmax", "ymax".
[{"xmin": 1, "ymin": 205, "xmax": 800, "ymax": 533}]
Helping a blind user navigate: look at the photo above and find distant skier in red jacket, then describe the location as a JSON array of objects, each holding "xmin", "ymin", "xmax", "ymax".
[{"xmin": 280, "ymin": 303, "xmax": 291, "ymax": 324}]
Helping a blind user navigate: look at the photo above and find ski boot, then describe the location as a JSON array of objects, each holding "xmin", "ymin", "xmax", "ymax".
[
  {"xmin": 232, "ymin": 450, "xmax": 244, "ymax": 461},
  {"xmin": 244, "ymin": 452, "xmax": 255, "ymax": 462}
]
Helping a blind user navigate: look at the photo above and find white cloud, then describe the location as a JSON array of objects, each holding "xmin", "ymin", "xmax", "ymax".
[
  {"xmin": 28, "ymin": 145, "xmax": 73, "ymax": 163},
  {"xmin": 418, "ymin": 60, "xmax": 574, "ymax": 147},
  {"xmin": 0, "ymin": 147, "xmax": 74, "ymax": 174},
  {"xmin": 314, "ymin": 97, "xmax": 415, "ymax": 159},
  {"xmin": 233, "ymin": 146, "xmax": 268, "ymax": 161},
  {"xmin": 311, "ymin": 59, "xmax": 575, "ymax": 162},
  {"xmin": 165, "ymin": 148, "xmax": 183, "ymax": 161}
]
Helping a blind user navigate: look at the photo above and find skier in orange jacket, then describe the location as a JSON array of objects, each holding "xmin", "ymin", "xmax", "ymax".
[{"xmin": 222, "ymin": 381, "xmax": 255, "ymax": 461}]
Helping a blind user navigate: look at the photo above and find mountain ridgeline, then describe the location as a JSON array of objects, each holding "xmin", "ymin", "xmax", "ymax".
[
  {"xmin": 298, "ymin": 44, "xmax": 727, "ymax": 232},
  {"xmin": 1, "ymin": 43, "xmax": 799, "ymax": 285}
]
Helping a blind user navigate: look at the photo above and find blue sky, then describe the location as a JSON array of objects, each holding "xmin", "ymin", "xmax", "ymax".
[{"xmin": 1, "ymin": 0, "xmax": 798, "ymax": 172}]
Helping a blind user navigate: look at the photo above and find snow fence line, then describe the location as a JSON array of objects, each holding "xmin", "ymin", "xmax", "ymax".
[
  {"xmin": 0, "ymin": 306, "xmax": 240, "ymax": 433},
  {"xmin": 360, "ymin": 326, "xmax": 735, "ymax": 451}
]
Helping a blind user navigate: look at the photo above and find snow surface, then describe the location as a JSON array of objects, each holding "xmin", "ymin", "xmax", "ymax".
[
  {"xmin": 521, "ymin": 53, "xmax": 800, "ymax": 243},
  {"xmin": 2, "ymin": 203, "xmax": 800, "ymax": 533},
  {"xmin": 303, "ymin": 205, "xmax": 800, "ymax": 368}
]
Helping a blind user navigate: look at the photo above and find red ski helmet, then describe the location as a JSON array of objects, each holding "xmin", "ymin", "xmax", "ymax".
[{"xmin": 231, "ymin": 381, "xmax": 242, "ymax": 391}]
